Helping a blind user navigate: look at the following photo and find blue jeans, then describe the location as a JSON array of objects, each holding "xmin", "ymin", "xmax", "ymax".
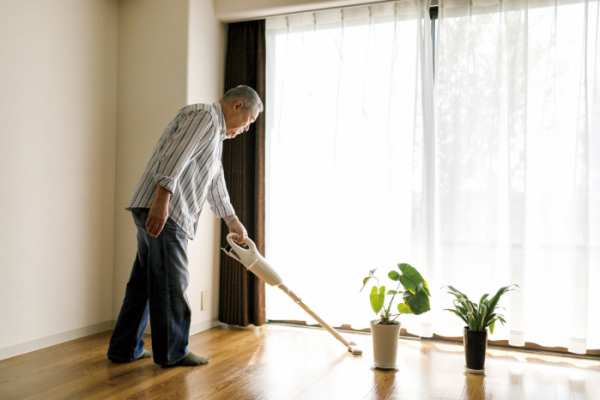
[{"xmin": 107, "ymin": 208, "xmax": 191, "ymax": 366}]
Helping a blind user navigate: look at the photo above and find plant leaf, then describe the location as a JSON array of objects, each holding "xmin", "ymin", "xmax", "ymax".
[
  {"xmin": 402, "ymin": 289, "xmax": 431, "ymax": 315},
  {"xmin": 486, "ymin": 284, "xmax": 518, "ymax": 315},
  {"xmin": 360, "ymin": 276, "xmax": 372, "ymax": 292},
  {"xmin": 399, "ymin": 264, "xmax": 431, "ymax": 296},
  {"xmin": 489, "ymin": 321, "xmax": 495, "ymax": 335},
  {"xmin": 397, "ymin": 303, "xmax": 414, "ymax": 314},
  {"xmin": 416, "ymin": 283, "xmax": 423, "ymax": 293},
  {"xmin": 483, "ymin": 284, "xmax": 518, "ymax": 326},
  {"xmin": 456, "ymin": 303, "xmax": 470, "ymax": 316},
  {"xmin": 388, "ymin": 271, "xmax": 401, "ymax": 281},
  {"xmin": 387, "ymin": 290, "xmax": 398, "ymax": 295},
  {"xmin": 479, "ymin": 305, "xmax": 487, "ymax": 331},
  {"xmin": 370, "ymin": 286, "xmax": 386, "ymax": 315},
  {"xmin": 445, "ymin": 285, "xmax": 468, "ymax": 299},
  {"xmin": 457, "ymin": 298, "xmax": 474, "ymax": 314},
  {"xmin": 479, "ymin": 294, "xmax": 489, "ymax": 309},
  {"xmin": 444, "ymin": 308, "xmax": 468, "ymax": 324},
  {"xmin": 467, "ymin": 313, "xmax": 477, "ymax": 331}
]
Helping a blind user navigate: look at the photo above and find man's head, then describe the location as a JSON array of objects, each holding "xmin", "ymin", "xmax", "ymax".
[{"xmin": 219, "ymin": 85, "xmax": 263, "ymax": 138}]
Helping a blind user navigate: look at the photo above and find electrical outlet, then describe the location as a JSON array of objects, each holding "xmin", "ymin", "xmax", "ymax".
[{"xmin": 201, "ymin": 291, "xmax": 209, "ymax": 310}]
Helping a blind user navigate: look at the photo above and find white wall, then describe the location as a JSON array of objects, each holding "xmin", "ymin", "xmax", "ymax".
[
  {"xmin": 0, "ymin": 0, "xmax": 118, "ymax": 359},
  {"xmin": 186, "ymin": 0, "xmax": 228, "ymax": 331},
  {"xmin": 113, "ymin": 0, "xmax": 226, "ymax": 335},
  {"xmin": 0, "ymin": 0, "xmax": 226, "ymax": 361}
]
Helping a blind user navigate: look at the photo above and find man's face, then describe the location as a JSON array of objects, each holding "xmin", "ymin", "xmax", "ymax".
[{"xmin": 225, "ymin": 104, "xmax": 259, "ymax": 138}]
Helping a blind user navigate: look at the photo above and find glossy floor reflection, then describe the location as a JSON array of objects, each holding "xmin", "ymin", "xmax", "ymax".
[{"xmin": 0, "ymin": 324, "xmax": 598, "ymax": 399}]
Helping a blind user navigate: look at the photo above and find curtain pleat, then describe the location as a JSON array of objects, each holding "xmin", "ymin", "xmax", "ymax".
[{"xmin": 218, "ymin": 20, "xmax": 266, "ymax": 327}]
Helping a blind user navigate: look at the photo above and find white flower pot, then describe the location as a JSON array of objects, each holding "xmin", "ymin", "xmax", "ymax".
[{"xmin": 370, "ymin": 320, "xmax": 401, "ymax": 369}]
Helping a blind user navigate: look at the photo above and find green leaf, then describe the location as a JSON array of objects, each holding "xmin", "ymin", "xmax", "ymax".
[
  {"xmin": 481, "ymin": 284, "xmax": 518, "ymax": 326},
  {"xmin": 398, "ymin": 264, "xmax": 431, "ymax": 296},
  {"xmin": 484, "ymin": 313, "xmax": 496, "ymax": 325},
  {"xmin": 388, "ymin": 271, "xmax": 401, "ymax": 281},
  {"xmin": 479, "ymin": 305, "xmax": 487, "ymax": 331},
  {"xmin": 397, "ymin": 303, "xmax": 414, "ymax": 314},
  {"xmin": 360, "ymin": 277, "xmax": 372, "ymax": 292},
  {"xmin": 479, "ymin": 294, "xmax": 489, "ymax": 309},
  {"xmin": 387, "ymin": 290, "xmax": 399, "ymax": 295},
  {"xmin": 360, "ymin": 273, "xmax": 380, "ymax": 292},
  {"xmin": 457, "ymin": 298, "xmax": 474, "ymax": 314},
  {"xmin": 486, "ymin": 284, "xmax": 518, "ymax": 315},
  {"xmin": 402, "ymin": 289, "xmax": 431, "ymax": 315},
  {"xmin": 446, "ymin": 284, "xmax": 517, "ymax": 331},
  {"xmin": 370, "ymin": 286, "xmax": 386, "ymax": 315},
  {"xmin": 467, "ymin": 314, "xmax": 477, "ymax": 331},
  {"xmin": 445, "ymin": 286, "xmax": 468, "ymax": 299},
  {"xmin": 456, "ymin": 303, "xmax": 469, "ymax": 316}
]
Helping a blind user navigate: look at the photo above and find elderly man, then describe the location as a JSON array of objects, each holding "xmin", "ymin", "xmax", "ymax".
[{"xmin": 107, "ymin": 85, "xmax": 263, "ymax": 367}]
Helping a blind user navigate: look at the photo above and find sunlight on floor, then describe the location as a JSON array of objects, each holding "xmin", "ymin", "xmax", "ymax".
[{"xmin": 430, "ymin": 339, "xmax": 600, "ymax": 369}]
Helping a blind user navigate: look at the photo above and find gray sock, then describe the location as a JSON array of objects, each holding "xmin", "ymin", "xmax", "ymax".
[
  {"xmin": 173, "ymin": 352, "xmax": 211, "ymax": 367},
  {"xmin": 138, "ymin": 350, "xmax": 153, "ymax": 360}
]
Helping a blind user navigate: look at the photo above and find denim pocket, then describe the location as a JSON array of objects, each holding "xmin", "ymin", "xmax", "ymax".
[
  {"xmin": 131, "ymin": 208, "xmax": 150, "ymax": 229},
  {"xmin": 163, "ymin": 218, "xmax": 188, "ymax": 241}
]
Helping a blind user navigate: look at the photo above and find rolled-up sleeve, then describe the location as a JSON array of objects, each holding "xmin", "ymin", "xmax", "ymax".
[
  {"xmin": 207, "ymin": 163, "xmax": 235, "ymax": 218},
  {"xmin": 153, "ymin": 110, "xmax": 213, "ymax": 193}
]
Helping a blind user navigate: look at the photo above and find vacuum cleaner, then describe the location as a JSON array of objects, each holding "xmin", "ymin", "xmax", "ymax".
[{"xmin": 222, "ymin": 233, "xmax": 363, "ymax": 355}]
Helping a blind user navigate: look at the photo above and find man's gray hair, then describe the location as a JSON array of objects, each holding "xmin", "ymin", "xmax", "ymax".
[{"xmin": 221, "ymin": 85, "xmax": 264, "ymax": 113}]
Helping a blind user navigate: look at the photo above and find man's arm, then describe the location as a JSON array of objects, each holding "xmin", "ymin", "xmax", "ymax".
[
  {"xmin": 145, "ymin": 109, "xmax": 213, "ymax": 237},
  {"xmin": 146, "ymin": 184, "xmax": 171, "ymax": 237},
  {"xmin": 206, "ymin": 164, "xmax": 247, "ymax": 243}
]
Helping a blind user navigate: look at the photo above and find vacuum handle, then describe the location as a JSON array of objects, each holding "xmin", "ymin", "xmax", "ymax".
[
  {"xmin": 226, "ymin": 233, "xmax": 257, "ymax": 254},
  {"xmin": 224, "ymin": 233, "xmax": 283, "ymax": 286}
]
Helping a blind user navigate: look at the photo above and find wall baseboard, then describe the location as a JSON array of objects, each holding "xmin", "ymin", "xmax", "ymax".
[
  {"xmin": 0, "ymin": 320, "xmax": 115, "ymax": 361},
  {"xmin": 190, "ymin": 318, "xmax": 221, "ymax": 336},
  {"xmin": 144, "ymin": 318, "xmax": 221, "ymax": 335},
  {"xmin": 0, "ymin": 318, "xmax": 221, "ymax": 362}
]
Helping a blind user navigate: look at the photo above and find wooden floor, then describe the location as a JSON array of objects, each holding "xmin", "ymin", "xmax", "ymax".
[{"xmin": 1, "ymin": 324, "xmax": 599, "ymax": 400}]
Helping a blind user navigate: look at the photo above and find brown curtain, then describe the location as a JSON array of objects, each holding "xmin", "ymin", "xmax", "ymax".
[{"xmin": 218, "ymin": 20, "xmax": 266, "ymax": 327}]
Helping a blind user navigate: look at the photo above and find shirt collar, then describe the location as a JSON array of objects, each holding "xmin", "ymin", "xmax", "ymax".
[{"xmin": 212, "ymin": 101, "xmax": 227, "ymax": 140}]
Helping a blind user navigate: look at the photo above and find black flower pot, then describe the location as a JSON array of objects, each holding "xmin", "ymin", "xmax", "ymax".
[{"xmin": 463, "ymin": 327, "xmax": 487, "ymax": 372}]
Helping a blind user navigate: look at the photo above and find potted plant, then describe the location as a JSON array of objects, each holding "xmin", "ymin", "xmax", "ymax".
[
  {"xmin": 443, "ymin": 284, "xmax": 518, "ymax": 373},
  {"xmin": 361, "ymin": 263, "xmax": 431, "ymax": 369}
]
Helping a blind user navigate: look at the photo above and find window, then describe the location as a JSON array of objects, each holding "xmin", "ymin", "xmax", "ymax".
[{"xmin": 264, "ymin": 0, "xmax": 600, "ymax": 354}]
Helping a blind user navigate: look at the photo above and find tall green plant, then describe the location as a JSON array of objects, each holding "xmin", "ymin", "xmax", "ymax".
[
  {"xmin": 361, "ymin": 263, "xmax": 431, "ymax": 325},
  {"xmin": 443, "ymin": 284, "xmax": 518, "ymax": 333}
]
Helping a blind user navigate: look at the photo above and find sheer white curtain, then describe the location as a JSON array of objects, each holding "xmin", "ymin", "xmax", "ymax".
[
  {"xmin": 433, "ymin": 0, "xmax": 600, "ymax": 353},
  {"xmin": 265, "ymin": 0, "xmax": 600, "ymax": 354},
  {"xmin": 265, "ymin": 0, "xmax": 434, "ymax": 335}
]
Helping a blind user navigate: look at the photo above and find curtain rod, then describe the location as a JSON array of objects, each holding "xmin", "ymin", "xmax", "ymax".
[{"xmin": 226, "ymin": 0, "xmax": 438, "ymax": 24}]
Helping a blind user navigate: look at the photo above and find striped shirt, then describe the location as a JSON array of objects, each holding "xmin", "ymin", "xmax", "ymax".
[{"xmin": 126, "ymin": 102, "xmax": 235, "ymax": 239}]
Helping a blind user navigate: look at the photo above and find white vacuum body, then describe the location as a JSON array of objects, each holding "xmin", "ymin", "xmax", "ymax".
[{"xmin": 222, "ymin": 233, "xmax": 362, "ymax": 355}]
